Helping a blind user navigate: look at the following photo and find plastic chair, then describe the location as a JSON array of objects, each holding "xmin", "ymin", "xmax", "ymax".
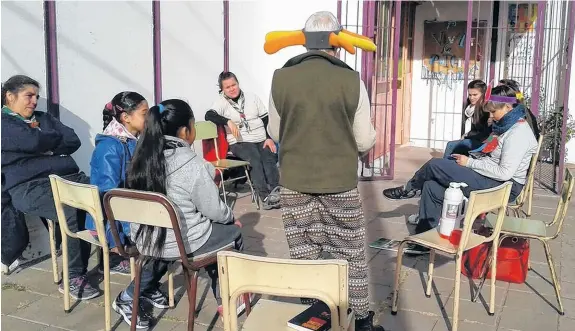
[
  {"xmin": 217, "ymin": 251, "xmax": 354, "ymax": 331},
  {"xmin": 49, "ymin": 174, "xmax": 136, "ymax": 331},
  {"xmin": 483, "ymin": 169, "xmax": 574, "ymax": 315},
  {"xmin": 507, "ymin": 135, "xmax": 544, "ymax": 218},
  {"xmin": 195, "ymin": 121, "xmax": 260, "ymax": 209},
  {"xmin": 103, "ymin": 188, "xmax": 248, "ymax": 331},
  {"xmin": 391, "ymin": 182, "xmax": 512, "ymax": 331}
]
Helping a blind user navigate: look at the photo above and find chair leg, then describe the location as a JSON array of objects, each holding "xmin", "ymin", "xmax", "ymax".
[
  {"xmin": 243, "ymin": 293, "xmax": 252, "ymax": 316},
  {"xmin": 243, "ymin": 166, "xmax": 259, "ymax": 210},
  {"xmin": 131, "ymin": 262, "xmax": 142, "ymax": 331},
  {"xmin": 391, "ymin": 241, "xmax": 407, "ymax": 315},
  {"xmin": 184, "ymin": 268, "xmax": 199, "ymax": 331},
  {"xmin": 102, "ymin": 249, "xmax": 112, "ymax": 331},
  {"xmin": 60, "ymin": 227, "xmax": 71, "ymax": 313},
  {"xmin": 489, "ymin": 235, "xmax": 498, "ymax": 316},
  {"xmin": 47, "ymin": 219, "xmax": 59, "ymax": 284},
  {"xmin": 168, "ymin": 270, "xmax": 175, "ymax": 308},
  {"xmin": 425, "ymin": 249, "xmax": 436, "ymax": 298},
  {"xmin": 542, "ymin": 240, "xmax": 564, "ymax": 315},
  {"xmin": 527, "ymin": 187, "xmax": 534, "ymax": 217},
  {"xmin": 130, "ymin": 257, "xmax": 136, "ymax": 281},
  {"xmin": 453, "ymin": 252, "xmax": 463, "ymax": 331}
]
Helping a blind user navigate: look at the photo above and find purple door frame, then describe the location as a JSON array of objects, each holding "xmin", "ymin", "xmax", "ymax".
[
  {"xmin": 152, "ymin": 1, "xmax": 162, "ymax": 104},
  {"xmin": 223, "ymin": 0, "xmax": 230, "ymax": 71},
  {"xmin": 558, "ymin": 1, "xmax": 575, "ymax": 192},
  {"xmin": 44, "ymin": 1, "xmax": 60, "ymax": 118}
]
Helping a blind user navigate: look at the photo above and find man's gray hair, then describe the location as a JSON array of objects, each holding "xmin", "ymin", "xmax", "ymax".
[
  {"xmin": 304, "ymin": 11, "xmax": 340, "ymax": 32},
  {"xmin": 304, "ymin": 11, "xmax": 340, "ymax": 53}
]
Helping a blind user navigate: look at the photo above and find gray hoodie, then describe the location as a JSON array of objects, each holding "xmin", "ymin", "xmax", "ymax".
[{"xmin": 131, "ymin": 136, "xmax": 234, "ymax": 259}]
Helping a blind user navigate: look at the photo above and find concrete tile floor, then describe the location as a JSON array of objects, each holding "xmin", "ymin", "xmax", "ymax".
[{"xmin": 2, "ymin": 146, "xmax": 575, "ymax": 331}]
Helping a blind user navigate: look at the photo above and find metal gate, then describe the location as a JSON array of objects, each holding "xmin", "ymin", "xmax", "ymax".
[
  {"xmin": 339, "ymin": 0, "xmax": 402, "ymax": 180},
  {"xmin": 463, "ymin": 0, "xmax": 574, "ymax": 192}
]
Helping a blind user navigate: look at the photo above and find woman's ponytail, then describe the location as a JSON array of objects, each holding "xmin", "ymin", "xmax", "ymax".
[{"xmin": 127, "ymin": 104, "xmax": 168, "ymax": 257}]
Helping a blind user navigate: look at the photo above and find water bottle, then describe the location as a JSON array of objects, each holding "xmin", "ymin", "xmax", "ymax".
[{"xmin": 438, "ymin": 182, "xmax": 468, "ymax": 239}]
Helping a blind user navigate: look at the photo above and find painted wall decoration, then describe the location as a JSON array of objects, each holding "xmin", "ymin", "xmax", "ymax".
[
  {"xmin": 421, "ymin": 20, "xmax": 487, "ymax": 89},
  {"xmin": 505, "ymin": 3, "xmax": 538, "ymax": 98}
]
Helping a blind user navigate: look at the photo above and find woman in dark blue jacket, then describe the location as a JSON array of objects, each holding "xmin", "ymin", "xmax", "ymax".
[
  {"xmin": 85, "ymin": 92, "xmax": 148, "ymax": 275},
  {"xmin": 1, "ymin": 75, "xmax": 98, "ymax": 300}
]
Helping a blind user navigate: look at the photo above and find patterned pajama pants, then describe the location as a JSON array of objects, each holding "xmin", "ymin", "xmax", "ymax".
[{"xmin": 281, "ymin": 187, "xmax": 369, "ymax": 319}]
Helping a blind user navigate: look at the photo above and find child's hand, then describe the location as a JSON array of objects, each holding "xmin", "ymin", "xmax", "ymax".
[{"xmin": 234, "ymin": 220, "xmax": 243, "ymax": 228}]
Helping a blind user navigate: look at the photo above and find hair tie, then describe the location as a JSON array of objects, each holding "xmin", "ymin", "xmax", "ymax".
[
  {"xmin": 158, "ymin": 104, "xmax": 165, "ymax": 114},
  {"xmin": 516, "ymin": 92, "xmax": 524, "ymax": 101},
  {"xmin": 105, "ymin": 102, "xmax": 113, "ymax": 110}
]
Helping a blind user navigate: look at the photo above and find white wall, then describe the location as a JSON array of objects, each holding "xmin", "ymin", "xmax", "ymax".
[
  {"xmin": 1, "ymin": 1, "xmax": 48, "ymax": 109},
  {"xmin": 161, "ymin": 0, "xmax": 223, "ymax": 122},
  {"xmin": 228, "ymin": 0, "xmax": 338, "ymax": 106},
  {"xmin": 410, "ymin": 1, "xmax": 493, "ymax": 149}
]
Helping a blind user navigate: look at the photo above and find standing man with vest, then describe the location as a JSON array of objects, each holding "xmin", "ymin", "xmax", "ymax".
[{"xmin": 265, "ymin": 11, "xmax": 382, "ymax": 331}]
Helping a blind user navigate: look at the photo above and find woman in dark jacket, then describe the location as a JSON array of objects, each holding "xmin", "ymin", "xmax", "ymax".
[
  {"xmin": 444, "ymin": 80, "xmax": 491, "ymax": 158},
  {"xmin": 1, "ymin": 75, "xmax": 98, "ymax": 300}
]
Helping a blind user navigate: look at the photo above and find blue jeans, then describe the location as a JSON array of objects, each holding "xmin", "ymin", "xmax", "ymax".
[
  {"xmin": 443, "ymin": 139, "xmax": 474, "ymax": 158},
  {"xmin": 404, "ymin": 158, "xmax": 523, "ymax": 234}
]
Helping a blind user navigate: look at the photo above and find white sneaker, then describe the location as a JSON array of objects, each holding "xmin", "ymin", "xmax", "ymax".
[{"xmin": 407, "ymin": 214, "xmax": 420, "ymax": 225}]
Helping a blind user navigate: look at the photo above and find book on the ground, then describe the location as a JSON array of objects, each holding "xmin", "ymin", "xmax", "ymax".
[
  {"xmin": 369, "ymin": 237, "xmax": 401, "ymax": 251},
  {"xmin": 287, "ymin": 301, "xmax": 331, "ymax": 331}
]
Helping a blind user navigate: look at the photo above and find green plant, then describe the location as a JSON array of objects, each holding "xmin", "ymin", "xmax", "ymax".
[{"xmin": 539, "ymin": 107, "xmax": 575, "ymax": 165}]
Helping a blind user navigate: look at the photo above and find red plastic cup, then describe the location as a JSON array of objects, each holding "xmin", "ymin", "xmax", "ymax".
[{"xmin": 449, "ymin": 229, "xmax": 462, "ymax": 246}]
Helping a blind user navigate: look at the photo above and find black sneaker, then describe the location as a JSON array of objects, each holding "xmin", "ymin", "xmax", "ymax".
[
  {"xmin": 383, "ymin": 186, "xmax": 418, "ymax": 201},
  {"xmin": 58, "ymin": 275, "xmax": 101, "ymax": 300},
  {"xmin": 404, "ymin": 243, "xmax": 430, "ymax": 256},
  {"xmin": 141, "ymin": 288, "xmax": 169, "ymax": 309},
  {"xmin": 112, "ymin": 292, "xmax": 152, "ymax": 329},
  {"xmin": 98, "ymin": 255, "xmax": 131, "ymax": 275}
]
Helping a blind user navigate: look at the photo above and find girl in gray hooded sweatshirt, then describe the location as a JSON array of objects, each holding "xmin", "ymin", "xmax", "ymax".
[{"xmin": 112, "ymin": 99, "xmax": 244, "ymax": 329}]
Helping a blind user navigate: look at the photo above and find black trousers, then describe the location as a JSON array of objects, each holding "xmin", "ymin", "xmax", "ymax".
[
  {"xmin": 405, "ymin": 158, "xmax": 523, "ymax": 234},
  {"xmin": 230, "ymin": 141, "xmax": 279, "ymax": 198},
  {"xmin": 125, "ymin": 223, "xmax": 243, "ymax": 305},
  {"xmin": 9, "ymin": 173, "xmax": 92, "ymax": 278}
]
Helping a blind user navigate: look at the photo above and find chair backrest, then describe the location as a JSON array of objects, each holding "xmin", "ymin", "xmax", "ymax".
[
  {"xmin": 217, "ymin": 251, "xmax": 350, "ymax": 331},
  {"xmin": 195, "ymin": 121, "xmax": 225, "ymax": 161},
  {"xmin": 548, "ymin": 169, "xmax": 575, "ymax": 238},
  {"xmin": 103, "ymin": 188, "xmax": 189, "ymax": 262},
  {"xmin": 48, "ymin": 174, "xmax": 107, "ymax": 244},
  {"xmin": 459, "ymin": 182, "xmax": 513, "ymax": 254},
  {"xmin": 515, "ymin": 134, "xmax": 544, "ymax": 204}
]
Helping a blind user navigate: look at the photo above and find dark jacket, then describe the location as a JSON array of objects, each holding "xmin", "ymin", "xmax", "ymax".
[
  {"xmin": 84, "ymin": 134, "xmax": 136, "ymax": 248},
  {"xmin": 462, "ymin": 106, "xmax": 491, "ymax": 143},
  {"xmin": 1, "ymin": 111, "xmax": 81, "ymax": 193}
]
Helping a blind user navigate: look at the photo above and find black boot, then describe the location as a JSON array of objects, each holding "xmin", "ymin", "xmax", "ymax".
[{"xmin": 355, "ymin": 311, "xmax": 385, "ymax": 331}]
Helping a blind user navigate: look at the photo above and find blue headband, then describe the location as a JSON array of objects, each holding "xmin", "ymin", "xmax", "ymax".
[{"xmin": 158, "ymin": 104, "xmax": 165, "ymax": 114}]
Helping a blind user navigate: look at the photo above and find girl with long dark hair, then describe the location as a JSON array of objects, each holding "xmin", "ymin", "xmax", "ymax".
[
  {"xmin": 444, "ymin": 80, "xmax": 490, "ymax": 158},
  {"xmin": 112, "ymin": 99, "xmax": 244, "ymax": 328}
]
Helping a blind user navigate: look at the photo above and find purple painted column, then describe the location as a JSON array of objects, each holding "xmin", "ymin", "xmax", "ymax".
[
  {"xmin": 224, "ymin": 0, "xmax": 229, "ymax": 71},
  {"xmin": 462, "ymin": 0, "xmax": 473, "ymax": 107},
  {"xmin": 558, "ymin": 1, "xmax": 575, "ymax": 192},
  {"xmin": 389, "ymin": 0, "xmax": 401, "ymax": 179},
  {"xmin": 530, "ymin": 1, "xmax": 547, "ymax": 117},
  {"xmin": 365, "ymin": 0, "xmax": 376, "ymax": 98},
  {"xmin": 152, "ymin": 1, "xmax": 162, "ymax": 104},
  {"xmin": 44, "ymin": 1, "xmax": 59, "ymax": 118},
  {"xmin": 337, "ymin": 0, "xmax": 342, "ymax": 23},
  {"xmin": 361, "ymin": 1, "xmax": 369, "ymax": 86}
]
